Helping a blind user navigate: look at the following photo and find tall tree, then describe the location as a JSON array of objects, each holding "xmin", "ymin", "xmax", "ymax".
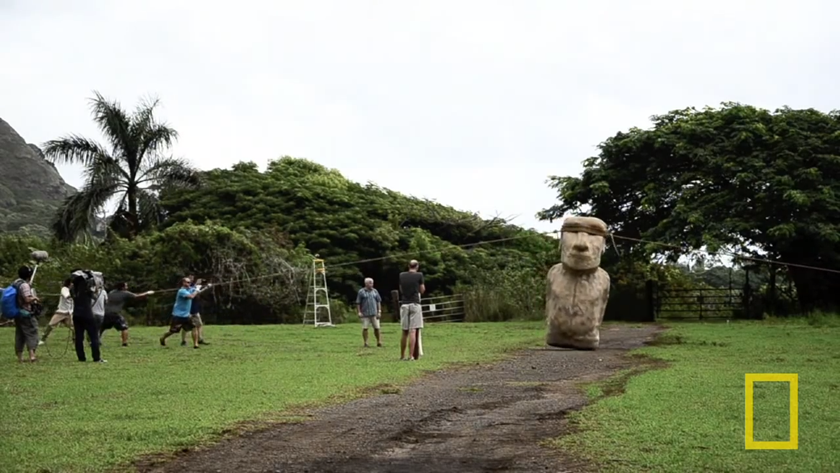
[
  {"xmin": 43, "ymin": 91, "xmax": 198, "ymax": 242},
  {"xmin": 540, "ymin": 102, "xmax": 840, "ymax": 311}
]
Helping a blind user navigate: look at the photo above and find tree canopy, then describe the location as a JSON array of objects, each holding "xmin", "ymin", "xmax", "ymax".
[
  {"xmin": 540, "ymin": 102, "xmax": 840, "ymax": 311},
  {"xmin": 161, "ymin": 157, "xmax": 557, "ymax": 307}
]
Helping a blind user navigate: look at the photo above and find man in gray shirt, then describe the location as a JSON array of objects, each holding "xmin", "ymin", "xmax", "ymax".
[
  {"xmin": 355, "ymin": 277, "xmax": 382, "ymax": 347},
  {"xmin": 398, "ymin": 260, "xmax": 425, "ymax": 361},
  {"xmin": 102, "ymin": 282, "xmax": 153, "ymax": 347}
]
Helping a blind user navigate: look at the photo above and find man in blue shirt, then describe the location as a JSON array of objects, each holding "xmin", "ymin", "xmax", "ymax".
[
  {"xmin": 181, "ymin": 276, "xmax": 209, "ymax": 346},
  {"xmin": 159, "ymin": 276, "xmax": 210, "ymax": 349}
]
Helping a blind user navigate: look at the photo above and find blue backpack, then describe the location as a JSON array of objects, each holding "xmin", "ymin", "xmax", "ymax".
[{"xmin": 0, "ymin": 281, "xmax": 23, "ymax": 319}]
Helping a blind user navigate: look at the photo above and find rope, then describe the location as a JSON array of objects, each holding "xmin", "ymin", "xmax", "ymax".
[
  {"xmin": 608, "ymin": 233, "xmax": 840, "ymax": 275},
  {"xmin": 41, "ymin": 325, "xmax": 73, "ymax": 359},
  {"xmin": 30, "ymin": 227, "xmax": 840, "ymax": 300}
]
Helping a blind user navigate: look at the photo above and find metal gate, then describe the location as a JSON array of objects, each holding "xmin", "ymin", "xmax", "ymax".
[
  {"xmin": 421, "ymin": 294, "xmax": 465, "ymax": 323},
  {"xmin": 653, "ymin": 284, "xmax": 744, "ymax": 320}
]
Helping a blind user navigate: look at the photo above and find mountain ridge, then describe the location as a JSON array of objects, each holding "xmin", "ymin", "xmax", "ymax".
[{"xmin": 0, "ymin": 117, "xmax": 77, "ymax": 236}]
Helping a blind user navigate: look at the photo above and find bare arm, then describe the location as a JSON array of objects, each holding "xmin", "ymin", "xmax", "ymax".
[
  {"xmin": 419, "ymin": 284, "xmax": 426, "ymax": 295},
  {"xmin": 20, "ymin": 283, "xmax": 36, "ymax": 303},
  {"xmin": 186, "ymin": 284, "xmax": 211, "ymax": 299}
]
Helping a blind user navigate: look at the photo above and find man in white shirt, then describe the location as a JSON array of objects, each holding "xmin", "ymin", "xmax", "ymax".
[
  {"xmin": 86, "ymin": 278, "xmax": 107, "ymax": 346},
  {"xmin": 40, "ymin": 278, "xmax": 74, "ymax": 344}
]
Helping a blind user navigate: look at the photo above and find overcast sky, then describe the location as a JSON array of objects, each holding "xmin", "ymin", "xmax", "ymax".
[{"xmin": 1, "ymin": 0, "xmax": 838, "ymax": 233}]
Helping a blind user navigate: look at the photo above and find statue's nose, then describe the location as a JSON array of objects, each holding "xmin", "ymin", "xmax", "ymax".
[{"xmin": 572, "ymin": 242, "xmax": 588, "ymax": 252}]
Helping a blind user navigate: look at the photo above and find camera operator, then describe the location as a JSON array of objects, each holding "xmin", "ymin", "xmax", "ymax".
[{"xmin": 70, "ymin": 270, "xmax": 106, "ymax": 363}]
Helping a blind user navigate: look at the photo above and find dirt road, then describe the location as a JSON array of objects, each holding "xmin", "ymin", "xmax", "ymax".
[{"xmin": 136, "ymin": 325, "xmax": 662, "ymax": 473}]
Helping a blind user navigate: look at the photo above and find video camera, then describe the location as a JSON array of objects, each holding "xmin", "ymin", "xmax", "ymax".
[{"xmin": 70, "ymin": 269, "xmax": 104, "ymax": 297}]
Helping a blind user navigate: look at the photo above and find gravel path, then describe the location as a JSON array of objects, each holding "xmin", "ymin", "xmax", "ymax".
[{"xmin": 135, "ymin": 325, "xmax": 662, "ymax": 473}]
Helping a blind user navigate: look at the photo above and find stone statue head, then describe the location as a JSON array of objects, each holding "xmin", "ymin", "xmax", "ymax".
[{"xmin": 560, "ymin": 216, "xmax": 608, "ymax": 271}]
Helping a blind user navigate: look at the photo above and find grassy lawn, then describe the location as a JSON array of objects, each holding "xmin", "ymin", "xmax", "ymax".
[
  {"xmin": 0, "ymin": 321, "xmax": 543, "ymax": 473},
  {"xmin": 555, "ymin": 318, "xmax": 840, "ymax": 473}
]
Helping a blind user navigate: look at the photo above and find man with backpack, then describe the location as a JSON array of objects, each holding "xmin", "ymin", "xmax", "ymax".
[{"xmin": 2, "ymin": 266, "xmax": 41, "ymax": 362}]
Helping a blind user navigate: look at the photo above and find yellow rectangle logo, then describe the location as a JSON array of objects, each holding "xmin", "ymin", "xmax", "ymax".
[{"xmin": 745, "ymin": 373, "xmax": 798, "ymax": 450}]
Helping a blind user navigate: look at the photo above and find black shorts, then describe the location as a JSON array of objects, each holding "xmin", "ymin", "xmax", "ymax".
[
  {"xmin": 102, "ymin": 313, "xmax": 129, "ymax": 331},
  {"xmin": 168, "ymin": 316, "xmax": 194, "ymax": 333}
]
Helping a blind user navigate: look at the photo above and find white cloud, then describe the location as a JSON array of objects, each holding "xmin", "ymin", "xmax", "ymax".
[{"xmin": 2, "ymin": 0, "xmax": 838, "ymax": 234}]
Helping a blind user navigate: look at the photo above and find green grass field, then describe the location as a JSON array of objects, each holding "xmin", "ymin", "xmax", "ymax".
[
  {"xmin": 0, "ymin": 321, "xmax": 544, "ymax": 473},
  {"xmin": 555, "ymin": 318, "xmax": 840, "ymax": 473}
]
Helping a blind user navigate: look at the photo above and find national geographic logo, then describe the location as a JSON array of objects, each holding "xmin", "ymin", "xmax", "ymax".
[{"xmin": 745, "ymin": 373, "xmax": 799, "ymax": 450}]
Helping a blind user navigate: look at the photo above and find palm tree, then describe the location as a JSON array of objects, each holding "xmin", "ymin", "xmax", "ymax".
[{"xmin": 43, "ymin": 91, "xmax": 199, "ymax": 242}]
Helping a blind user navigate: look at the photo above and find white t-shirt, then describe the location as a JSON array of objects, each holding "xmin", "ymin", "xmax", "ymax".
[
  {"xmin": 57, "ymin": 286, "xmax": 74, "ymax": 313},
  {"xmin": 91, "ymin": 289, "xmax": 108, "ymax": 317}
]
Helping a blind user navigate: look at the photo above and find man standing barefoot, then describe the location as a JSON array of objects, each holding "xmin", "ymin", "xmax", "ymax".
[
  {"xmin": 356, "ymin": 277, "xmax": 382, "ymax": 347},
  {"xmin": 398, "ymin": 260, "xmax": 425, "ymax": 361}
]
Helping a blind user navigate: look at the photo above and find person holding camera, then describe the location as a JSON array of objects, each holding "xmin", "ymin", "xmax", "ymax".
[
  {"xmin": 70, "ymin": 270, "xmax": 106, "ymax": 363},
  {"xmin": 10, "ymin": 266, "xmax": 41, "ymax": 363}
]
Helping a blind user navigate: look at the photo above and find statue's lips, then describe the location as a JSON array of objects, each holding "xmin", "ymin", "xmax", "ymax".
[{"xmin": 564, "ymin": 252, "xmax": 593, "ymax": 262}]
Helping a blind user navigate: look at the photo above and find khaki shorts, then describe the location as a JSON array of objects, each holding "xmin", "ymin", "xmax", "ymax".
[
  {"xmin": 48, "ymin": 311, "xmax": 73, "ymax": 328},
  {"xmin": 361, "ymin": 316, "xmax": 380, "ymax": 330},
  {"xmin": 189, "ymin": 313, "xmax": 203, "ymax": 327},
  {"xmin": 400, "ymin": 303, "xmax": 424, "ymax": 330}
]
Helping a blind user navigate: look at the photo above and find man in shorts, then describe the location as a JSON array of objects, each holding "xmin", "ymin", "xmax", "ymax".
[
  {"xmin": 160, "ymin": 276, "xmax": 210, "ymax": 349},
  {"xmin": 41, "ymin": 278, "xmax": 73, "ymax": 345},
  {"xmin": 355, "ymin": 277, "xmax": 382, "ymax": 347},
  {"xmin": 398, "ymin": 260, "xmax": 425, "ymax": 361},
  {"xmin": 102, "ymin": 282, "xmax": 154, "ymax": 347},
  {"xmin": 181, "ymin": 277, "xmax": 208, "ymax": 346}
]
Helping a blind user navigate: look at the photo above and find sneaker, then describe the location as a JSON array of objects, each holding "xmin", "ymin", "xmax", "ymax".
[
  {"xmin": 94, "ymin": 359, "xmax": 107, "ymax": 363},
  {"xmin": 159, "ymin": 337, "xmax": 166, "ymax": 347},
  {"xmin": 377, "ymin": 343, "xmax": 383, "ymax": 347},
  {"xmin": 180, "ymin": 341, "xmax": 187, "ymax": 347},
  {"xmin": 193, "ymin": 345, "xmax": 199, "ymax": 349},
  {"xmin": 121, "ymin": 343, "xmax": 128, "ymax": 347},
  {"xmin": 198, "ymin": 340, "xmax": 209, "ymax": 345},
  {"xmin": 38, "ymin": 340, "xmax": 45, "ymax": 346}
]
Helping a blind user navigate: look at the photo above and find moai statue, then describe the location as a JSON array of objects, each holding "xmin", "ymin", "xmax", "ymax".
[{"xmin": 545, "ymin": 216, "xmax": 611, "ymax": 350}]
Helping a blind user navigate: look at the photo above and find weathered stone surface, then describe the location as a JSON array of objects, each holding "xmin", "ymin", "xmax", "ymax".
[
  {"xmin": 545, "ymin": 216, "xmax": 611, "ymax": 350},
  {"xmin": 0, "ymin": 118, "xmax": 76, "ymax": 235}
]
